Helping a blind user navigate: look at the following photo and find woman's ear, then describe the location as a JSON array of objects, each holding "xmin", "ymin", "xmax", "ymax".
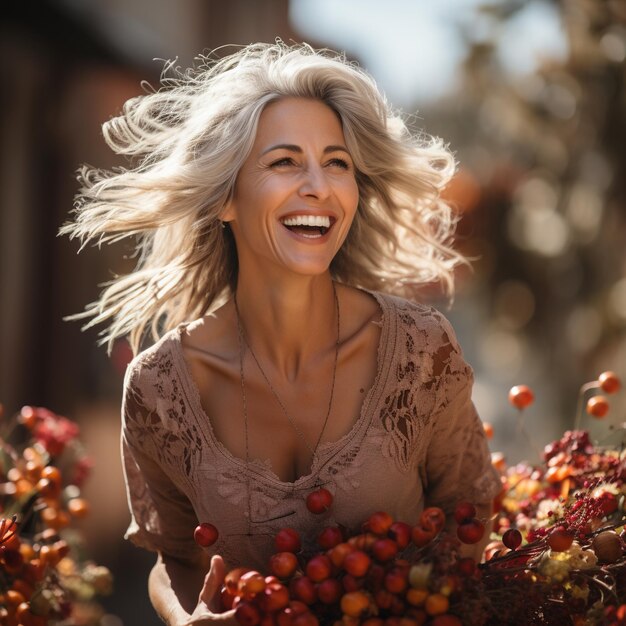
[{"xmin": 220, "ymin": 197, "xmax": 236, "ymax": 223}]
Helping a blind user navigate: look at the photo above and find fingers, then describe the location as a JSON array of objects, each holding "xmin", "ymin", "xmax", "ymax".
[{"xmin": 199, "ymin": 554, "xmax": 227, "ymax": 610}]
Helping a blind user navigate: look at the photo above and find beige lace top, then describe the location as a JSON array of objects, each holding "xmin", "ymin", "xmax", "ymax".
[{"xmin": 121, "ymin": 291, "xmax": 501, "ymax": 570}]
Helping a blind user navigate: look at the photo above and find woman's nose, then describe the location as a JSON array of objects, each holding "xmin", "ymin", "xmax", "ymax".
[{"xmin": 298, "ymin": 164, "xmax": 331, "ymax": 201}]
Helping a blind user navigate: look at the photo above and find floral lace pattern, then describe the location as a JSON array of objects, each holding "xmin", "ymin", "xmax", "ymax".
[{"xmin": 121, "ymin": 291, "xmax": 502, "ymax": 567}]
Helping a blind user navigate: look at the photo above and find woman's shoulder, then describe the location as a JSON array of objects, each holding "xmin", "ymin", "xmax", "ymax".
[
  {"xmin": 123, "ymin": 324, "xmax": 185, "ymax": 394},
  {"xmin": 370, "ymin": 290, "xmax": 459, "ymax": 344}
]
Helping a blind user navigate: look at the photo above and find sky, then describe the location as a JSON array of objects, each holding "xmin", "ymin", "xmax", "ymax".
[{"xmin": 290, "ymin": 0, "xmax": 568, "ymax": 108}]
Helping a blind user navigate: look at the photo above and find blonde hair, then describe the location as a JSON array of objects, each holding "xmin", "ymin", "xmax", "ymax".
[{"xmin": 61, "ymin": 41, "xmax": 464, "ymax": 355}]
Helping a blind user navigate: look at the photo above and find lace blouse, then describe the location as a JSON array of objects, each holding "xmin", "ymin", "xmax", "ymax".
[{"xmin": 121, "ymin": 291, "xmax": 501, "ymax": 570}]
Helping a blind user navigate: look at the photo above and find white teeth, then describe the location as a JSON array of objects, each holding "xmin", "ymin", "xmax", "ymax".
[{"xmin": 280, "ymin": 215, "xmax": 331, "ymax": 228}]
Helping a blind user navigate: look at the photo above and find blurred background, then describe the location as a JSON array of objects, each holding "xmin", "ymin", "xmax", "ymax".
[{"xmin": 1, "ymin": 0, "xmax": 625, "ymax": 623}]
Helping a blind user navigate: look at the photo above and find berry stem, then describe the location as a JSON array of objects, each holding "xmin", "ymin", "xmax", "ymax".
[
  {"xmin": 515, "ymin": 409, "xmax": 541, "ymax": 459},
  {"xmin": 573, "ymin": 381, "xmax": 601, "ymax": 431}
]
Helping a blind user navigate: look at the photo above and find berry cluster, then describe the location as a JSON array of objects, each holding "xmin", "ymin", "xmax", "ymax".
[
  {"xmin": 201, "ymin": 371, "xmax": 626, "ymax": 625},
  {"xmin": 0, "ymin": 404, "xmax": 111, "ymax": 626},
  {"xmin": 198, "ymin": 506, "xmax": 487, "ymax": 626},
  {"xmin": 481, "ymin": 373, "xmax": 626, "ymax": 624}
]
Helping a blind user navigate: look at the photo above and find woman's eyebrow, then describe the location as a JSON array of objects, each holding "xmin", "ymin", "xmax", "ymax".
[{"xmin": 261, "ymin": 143, "xmax": 350, "ymax": 155}]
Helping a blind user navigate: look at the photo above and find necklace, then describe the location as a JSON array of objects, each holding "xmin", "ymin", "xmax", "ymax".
[{"xmin": 234, "ymin": 282, "xmax": 340, "ymax": 529}]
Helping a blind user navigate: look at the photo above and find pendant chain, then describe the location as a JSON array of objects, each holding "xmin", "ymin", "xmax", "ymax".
[{"xmin": 234, "ymin": 283, "xmax": 341, "ymax": 531}]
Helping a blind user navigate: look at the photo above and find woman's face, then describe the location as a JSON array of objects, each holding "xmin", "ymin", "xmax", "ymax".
[{"xmin": 223, "ymin": 97, "xmax": 359, "ymax": 279}]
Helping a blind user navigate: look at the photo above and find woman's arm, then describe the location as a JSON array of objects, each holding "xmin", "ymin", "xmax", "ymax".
[{"xmin": 149, "ymin": 552, "xmax": 237, "ymax": 625}]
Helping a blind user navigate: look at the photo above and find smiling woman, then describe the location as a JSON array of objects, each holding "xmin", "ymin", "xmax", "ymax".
[
  {"xmin": 222, "ymin": 98, "xmax": 359, "ymax": 279},
  {"xmin": 60, "ymin": 42, "xmax": 500, "ymax": 626}
]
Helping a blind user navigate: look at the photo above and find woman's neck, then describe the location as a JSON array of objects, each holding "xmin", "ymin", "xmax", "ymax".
[{"xmin": 233, "ymin": 272, "xmax": 338, "ymax": 382}]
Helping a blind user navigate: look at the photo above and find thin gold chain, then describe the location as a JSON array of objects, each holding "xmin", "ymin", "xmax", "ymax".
[{"xmin": 234, "ymin": 282, "xmax": 340, "ymax": 461}]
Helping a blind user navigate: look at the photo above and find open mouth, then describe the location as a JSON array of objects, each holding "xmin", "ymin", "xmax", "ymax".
[{"xmin": 279, "ymin": 215, "xmax": 335, "ymax": 239}]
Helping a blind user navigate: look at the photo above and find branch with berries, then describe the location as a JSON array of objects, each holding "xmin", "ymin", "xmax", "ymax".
[{"xmin": 0, "ymin": 404, "xmax": 112, "ymax": 626}]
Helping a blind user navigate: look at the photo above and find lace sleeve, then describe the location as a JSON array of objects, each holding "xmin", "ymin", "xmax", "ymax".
[
  {"xmin": 121, "ymin": 357, "xmax": 202, "ymax": 562},
  {"xmin": 422, "ymin": 315, "xmax": 501, "ymax": 515}
]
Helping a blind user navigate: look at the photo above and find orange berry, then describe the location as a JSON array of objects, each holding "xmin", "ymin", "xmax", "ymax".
[
  {"xmin": 24, "ymin": 460, "xmax": 42, "ymax": 482},
  {"xmin": 482, "ymin": 422, "xmax": 494, "ymax": 439},
  {"xmin": 19, "ymin": 543, "xmax": 35, "ymax": 561},
  {"xmin": 329, "ymin": 542, "xmax": 355, "ymax": 568},
  {"xmin": 5, "ymin": 589, "xmax": 26, "ymax": 607},
  {"xmin": 10, "ymin": 579, "xmax": 33, "ymax": 601},
  {"xmin": 406, "ymin": 588, "xmax": 428, "ymax": 607},
  {"xmin": 425, "ymin": 593, "xmax": 449, "ymax": 616},
  {"xmin": 508, "ymin": 385, "xmax": 534, "ymax": 410},
  {"xmin": 340, "ymin": 591, "xmax": 370, "ymax": 618},
  {"xmin": 545, "ymin": 465, "xmax": 572, "ymax": 483},
  {"xmin": 39, "ymin": 544, "xmax": 61, "ymax": 567},
  {"xmin": 586, "ymin": 396, "xmax": 609, "ymax": 418},
  {"xmin": 19, "ymin": 407, "xmax": 37, "ymax": 430},
  {"xmin": 15, "ymin": 478, "xmax": 35, "ymax": 497},
  {"xmin": 548, "ymin": 527, "xmax": 574, "ymax": 552},
  {"xmin": 41, "ymin": 507, "xmax": 69, "ymax": 530},
  {"xmin": 491, "ymin": 452, "xmax": 506, "ymax": 472},
  {"xmin": 67, "ymin": 498, "xmax": 90, "ymax": 518},
  {"xmin": 36, "ymin": 478, "xmax": 56, "ymax": 498},
  {"xmin": 40, "ymin": 466, "xmax": 61, "ymax": 496},
  {"xmin": 599, "ymin": 371, "xmax": 621, "ymax": 394}
]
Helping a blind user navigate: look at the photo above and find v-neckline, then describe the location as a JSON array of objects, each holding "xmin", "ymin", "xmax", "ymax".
[{"xmin": 169, "ymin": 289, "xmax": 395, "ymax": 489}]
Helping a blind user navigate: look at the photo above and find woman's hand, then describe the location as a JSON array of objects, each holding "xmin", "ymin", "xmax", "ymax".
[{"xmin": 184, "ymin": 555, "xmax": 237, "ymax": 626}]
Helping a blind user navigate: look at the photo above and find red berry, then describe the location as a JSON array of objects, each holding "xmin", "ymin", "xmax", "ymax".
[
  {"xmin": 269, "ymin": 552, "xmax": 298, "ymax": 578},
  {"xmin": 388, "ymin": 521, "xmax": 412, "ymax": 549},
  {"xmin": 305, "ymin": 554, "xmax": 332, "ymax": 582},
  {"xmin": 384, "ymin": 568, "xmax": 408, "ymax": 594},
  {"xmin": 235, "ymin": 601, "xmax": 261, "ymax": 626},
  {"xmin": 372, "ymin": 538, "xmax": 399, "ymax": 562},
  {"xmin": 411, "ymin": 524, "xmax": 437, "ymax": 547},
  {"xmin": 317, "ymin": 578, "xmax": 342, "ymax": 604},
  {"xmin": 502, "ymin": 528, "xmax": 522, "ymax": 550},
  {"xmin": 547, "ymin": 526, "xmax": 574, "ymax": 552},
  {"xmin": 343, "ymin": 550, "xmax": 371, "ymax": 577},
  {"xmin": 328, "ymin": 542, "xmax": 354, "ymax": 568},
  {"xmin": 599, "ymin": 371, "xmax": 621, "ymax": 394},
  {"xmin": 194, "ymin": 522, "xmax": 219, "ymax": 547},
  {"xmin": 261, "ymin": 583, "xmax": 290, "ymax": 613},
  {"xmin": 366, "ymin": 511, "xmax": 393, "ymax": 535},
  {"xmin": 317, "ymin": 526, "xmax": 343, "ymax": 550},
  {"xmin": 420, "ymin": 507, "xmax": 446, "ymax": 533},
  {"xmin": 454, "ymin": 502, "xmax": 477, "ymax": 525},
  {"xmin": 508, "ymin": 385, "xmax": 534, "ymax": 410},
  {"xmin": 275, "ymin": 528, "xmax": 301, "ymax": 553},
  {"xmin": 225, "ymin": 567, "xmax": 249, "ymax": 593},
  {"xmin": 238, "ymin": 571, "xmax": 266, "ymax": 598},
  {"xmin": 306, "ymin": 488, "xmax": 333, "ymax": 514},
  {"xmin": 586, "ymin": 396, "xmax": 609, "ymax": 418},
  {"xmin": 457, "ymin": 519, "xmax": 485, "ymax": 545},
  {"xmin": 289, "ymin": 577, "xmax": 317, "ymax": 605}
]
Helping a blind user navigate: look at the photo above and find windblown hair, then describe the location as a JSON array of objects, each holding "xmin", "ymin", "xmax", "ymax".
[{"xmin": 61, "ymin": 41, "xmax": 464, "ymax": 355}]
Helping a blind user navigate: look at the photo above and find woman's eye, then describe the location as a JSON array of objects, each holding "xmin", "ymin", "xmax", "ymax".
[
  {"xmin": 269, "ymin": 157, "xmax": 295, "ymax": 167},
  {"xmin": 327, "ymin": 158, "xmax": 350, "ymax": 170}
]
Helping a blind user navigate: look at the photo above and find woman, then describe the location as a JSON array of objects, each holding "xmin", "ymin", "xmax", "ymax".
[{"xmin": 62, "ymin": 42, "xmax": 501, "ymax": 625}]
